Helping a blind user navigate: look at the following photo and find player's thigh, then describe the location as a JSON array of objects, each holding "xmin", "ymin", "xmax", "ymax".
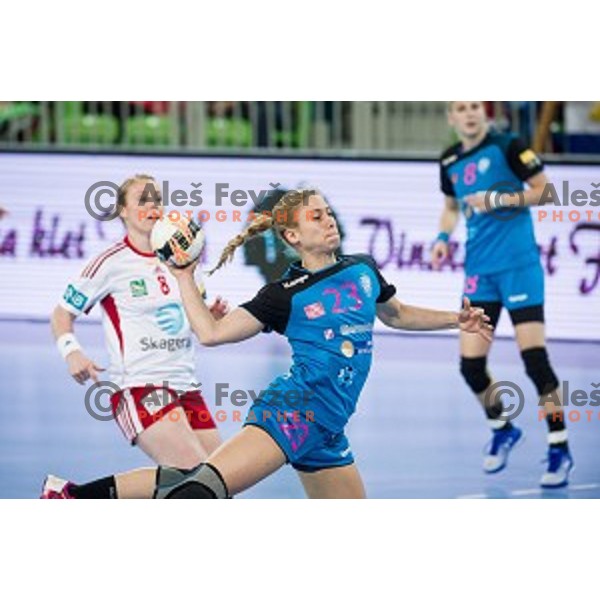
[
  {"xmin": 459, "ymin": 298, "xmax": 500, "ymax": 358},
  {"xmin": 297, "ymin": 464, "xmax": 366, "ymax": 499},
  {"xmin": 136, "ymin": 407, "xmax": 206, "ymax": 469},
  {"xmin": 194, "ymin": 428, "xmax": 222, "ymax": 457},
  {"xmin": 207, "ymin": 425, "xmax": 286, "ymax": 496},
  {"xmin": 514, "ymin": 321, "xmax": 546, "ymax": 351},
  {"xmin": 460, "ymin": 328, "xmax": 493, "ymax": 358}
]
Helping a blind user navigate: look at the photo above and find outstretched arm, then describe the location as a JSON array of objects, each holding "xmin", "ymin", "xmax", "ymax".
[
  {"xmin": 171, "ymin": 264, "xmax": 263, "ymax": 346},
  {"xmin": 377, "ymin": 297, "xmax": 493, "ymax": 342}
]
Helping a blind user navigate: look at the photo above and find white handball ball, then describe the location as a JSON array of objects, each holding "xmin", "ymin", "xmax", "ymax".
[{"xmin": 150, "ymin": 217, "xmax": 205, "ymax": 267}]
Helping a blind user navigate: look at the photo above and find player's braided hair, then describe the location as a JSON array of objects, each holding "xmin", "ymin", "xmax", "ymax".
[{"xmin": 208, "ymin": 188, "xmax": 318, "ymax": 275}]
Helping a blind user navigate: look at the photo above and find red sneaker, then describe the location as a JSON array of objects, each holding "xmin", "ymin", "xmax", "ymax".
[{"xmin": 40, "ymin": 475, "xmax": 75, "ymax": 499}]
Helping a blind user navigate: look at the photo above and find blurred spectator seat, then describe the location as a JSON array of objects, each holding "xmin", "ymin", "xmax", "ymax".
[
  {"xmin": 0, "ymin": 102, "xmax": 39, "ymax": 141},
  {"xmin": 125, "ymin": 115, "xmax": 174, "ymax": 146},
  {"xmin": 61, "ymin": 101, "xmax": 119, "ymax": 145},
  {"xmin": 207, "ymin": 117, "xmax": 253, "ymax": 147}
]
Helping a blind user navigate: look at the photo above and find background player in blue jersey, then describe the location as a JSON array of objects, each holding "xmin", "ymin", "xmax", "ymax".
[
  {"xmin": 431, "ymin": 101, "xmax": 572, "ymax": 488},
  {"xmin": 43, "ymin": 188, "xmax": 492, "ymax": 498}
]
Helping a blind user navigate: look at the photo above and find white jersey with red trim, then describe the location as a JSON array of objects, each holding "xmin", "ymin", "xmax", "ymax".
[{"xmin": 59, "ymin": 236, "xmax": 199, "ymax": 392}]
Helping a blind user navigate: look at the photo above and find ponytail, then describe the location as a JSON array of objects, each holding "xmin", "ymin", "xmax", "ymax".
[
  {"xmin": 208, "ymin": 187, "xmax": 318, "ymax": 276},
  {"xmin": 207, "ymin": 213, "xmax": 273, "ymax": 275}
]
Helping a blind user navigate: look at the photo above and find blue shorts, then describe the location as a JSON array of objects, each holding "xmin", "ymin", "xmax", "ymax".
[
  {"xmin": 243, "ymin": 402, "xmax": 354, "ymax": 473},
  {"xmin": 463, "ymin": 261, "xmax": 544, "ymax": 311}
]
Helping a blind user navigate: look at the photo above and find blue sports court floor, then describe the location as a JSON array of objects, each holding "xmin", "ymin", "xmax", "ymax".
[{"xmin": 1, "ymin": 321, "xmax": 598, "ymax": 498}]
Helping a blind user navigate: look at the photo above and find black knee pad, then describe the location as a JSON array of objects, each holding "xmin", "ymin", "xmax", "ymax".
[
  {"xmin": 521, "ymin": 347, "xmax": 559, "ymax": 395},
  {"xmin": 154, "ymin": 463, "xmax": 229, "ymax": 499},
  {"xmin": 460, "ymin": 356, "xmax": 491, "ymax": 394},
  {"xmin": 165, "ymin": 481, "xmax": 216, "ymax": 499}
]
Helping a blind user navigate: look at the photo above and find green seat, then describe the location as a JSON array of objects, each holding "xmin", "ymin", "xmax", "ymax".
[
  {"xmin": 62, "ymin": 114, "xmax": 119, "ymax": 145},
  {"xmin": 0, "ymin": 102, "xmax": 40, "ymax": 143},
  {"xmin": 0, "ymin": 101, "xmax": 39, "ymax": 125},
  {"xmin": 125, "ymin": 115, "xmax": 175, "ymax": 146},
  {"xmin": 207, "ymin": 117, "xmax": 252, "ymax": 147}
]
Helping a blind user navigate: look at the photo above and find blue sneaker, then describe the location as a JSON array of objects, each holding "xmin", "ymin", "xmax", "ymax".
[
  {"xmin": 540, "ymin": 446, "xmax": 574, "ymax": 488},
  {"xmin": 483, "ymin": 426, "xmax": 523, "ymax": 474}
]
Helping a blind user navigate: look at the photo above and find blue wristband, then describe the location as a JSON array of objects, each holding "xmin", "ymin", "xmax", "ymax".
[{"xmin": 436, "ymin": 232, "xmax": 450, "ymax": 244}]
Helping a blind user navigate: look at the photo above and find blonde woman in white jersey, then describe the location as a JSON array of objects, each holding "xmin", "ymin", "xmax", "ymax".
[{"xmin": 42, "ymin": 175, "xmax": 225, "ymax": 499}]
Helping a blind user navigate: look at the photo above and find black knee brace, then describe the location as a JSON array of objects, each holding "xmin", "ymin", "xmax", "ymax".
[
  {"xmin": 154, "ymin": 463, "xmax": 229, "ymax": 499},
  {"xmin": 460, "ymin": 356, "xmax": 491, "ymax": 394},
  {"xmin": 521, "ymin": 347, "xmax": 559, "ymax": 395}
]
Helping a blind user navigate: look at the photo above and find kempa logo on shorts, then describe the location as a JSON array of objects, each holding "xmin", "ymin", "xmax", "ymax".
[
  {"xmin": 129, "ymin": 279, "xmax": 148, "ymax": 298},
  {"xmin": 63, "ymin": 284, "xmax": 88, "ymax": 310},
  {"xmin": 508, "ymin": 294, "xmax": 528, "ymax": 303},
  {"xmin": 340, "ymin": 447, "xmax": 352, "ymax": 458}
]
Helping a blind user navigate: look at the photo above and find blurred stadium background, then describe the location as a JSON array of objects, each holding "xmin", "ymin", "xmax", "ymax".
[
  {"xmin": 1, "ymin": 101, "xmax": 599, "ymax": 155},
  {"xmin": 1, "ymin": 100, "xmax": 599, "ymax": 499}
]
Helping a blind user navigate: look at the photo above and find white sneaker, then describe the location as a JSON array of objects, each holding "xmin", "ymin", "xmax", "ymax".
[
  {"xmin": 483, "ymin": 426, "xmax": 523, "ymax": 474},
  {"xmin": 540, "ymin": 447, "xmax": 574, "ymax": 488}
]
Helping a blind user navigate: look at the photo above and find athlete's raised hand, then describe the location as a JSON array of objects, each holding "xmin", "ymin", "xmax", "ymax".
[
  {"xmin": 458, "ymin": 297, "xmax": 493, "ymax": 342},
  {"xmin": 66, "ymin": 350, "xmax": 106, "ymax": 385}
]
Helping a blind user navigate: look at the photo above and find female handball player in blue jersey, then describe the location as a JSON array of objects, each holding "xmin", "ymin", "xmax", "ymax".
[
  {"xmin": 45, "ymin": 188, "xmax": 492, "ymax": 498},
  {"xmin": 432, "ymin": 101, "xmax": 572, "ymax": 488}
]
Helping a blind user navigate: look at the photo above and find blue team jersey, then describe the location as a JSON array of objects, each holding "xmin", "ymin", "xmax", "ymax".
[
  {"xmin": 240, "ymin": 254, "xmax": 396, "ymax": 433},
  {"xmin": 440, "ymin": 130, "xmax": 544, "ymax": 276}
]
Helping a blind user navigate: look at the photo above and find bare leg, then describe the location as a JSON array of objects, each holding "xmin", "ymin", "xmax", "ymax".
[
  {"xmin": 207, "ymin": 426, "xmax": 286, "ymax": 496},
  {"xmin": 194, "ymin": 428, "xmax": 223, "ymax": 457},
  {"xmin": 297, "ymin": 464, "xmax": 366, "ymax": 499},
  {"xmin": 136, "ymin": 407, "xmax": 209, "ymax": 469},
  {"xmin": 114, "ymin": 468, "xmax": 157, "ymax": 498}
]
